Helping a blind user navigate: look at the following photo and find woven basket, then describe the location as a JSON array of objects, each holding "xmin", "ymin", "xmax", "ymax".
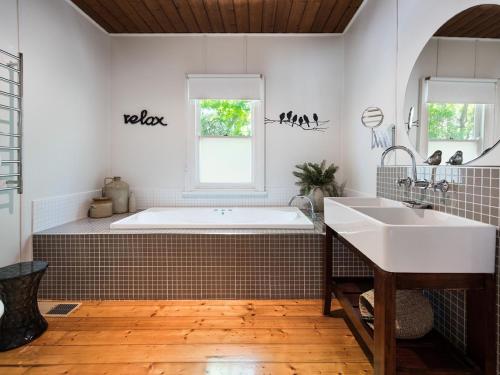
[{"xmin": 359, "ymin": 289, "xmax": 433, "ymax": 339}]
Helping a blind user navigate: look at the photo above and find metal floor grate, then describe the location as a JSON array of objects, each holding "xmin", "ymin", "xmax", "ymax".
[{"xmin": 45, "ymin": 303, "xmax": 80, "ymax": 316}]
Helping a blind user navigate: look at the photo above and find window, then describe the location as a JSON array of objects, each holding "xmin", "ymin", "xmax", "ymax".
[
  {"xmin": 427, "ymin": 103, "xmax": 485, "ymax": 141},
  {"xmin": 416, "ymin": 77, "xmax": 498, "ymax": 162},
  {"xmin": 186, "ymin": 74, "xmax": 264, "ymax": 192},
  {"xmin": 198, "ymin": 99, "xmax": 254, "ymax": 185}
]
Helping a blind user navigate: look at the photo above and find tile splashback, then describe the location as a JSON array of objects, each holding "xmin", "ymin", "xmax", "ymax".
[
  {"xmin": 132, "ymin": 187, "xmax": 299, "ymax": 209},
  {"xmin": 377, "ymin": 166, "xmax": 499, "ymax": 357},
  {"xmin": 32, "ymin": 190, "xmax": 101, "ymax": 233},
  {"xmin": 32, "ymin": 187, "xmax": 300, "ymax": 233}
]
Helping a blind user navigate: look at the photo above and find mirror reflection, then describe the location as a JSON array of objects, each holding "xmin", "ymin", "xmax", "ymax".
[{"xmin": 404, "ymin": 5, "xmax": 500, "ymax": 165}]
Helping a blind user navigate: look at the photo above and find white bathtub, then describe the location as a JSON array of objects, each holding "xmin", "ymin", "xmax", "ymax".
[{"xmin": 110, "ymin": 207, "xmax": 314, "ymax": 230}]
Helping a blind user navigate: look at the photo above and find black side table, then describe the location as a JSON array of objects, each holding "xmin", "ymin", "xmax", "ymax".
[{"xmin": 0, "ymin": 261, "xmax": 48, "ymax": 351}]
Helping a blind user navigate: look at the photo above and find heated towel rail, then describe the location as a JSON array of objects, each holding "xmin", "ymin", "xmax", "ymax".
[{"xmin": 0, "ymin": 48, "xmax": 22, "ymax": 194}]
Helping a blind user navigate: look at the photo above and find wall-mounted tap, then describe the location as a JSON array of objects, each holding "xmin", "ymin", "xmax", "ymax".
[
  {"xmin": 432, "ymin": 179, "xmax": 449, "ymax": 193},
  {"xmin": 380, "ymin": 145, "xmax": 429, "ymax": 189},
  {"xmin": 288, "ymin": 195, "xmax": 316, "ymax": 219}
]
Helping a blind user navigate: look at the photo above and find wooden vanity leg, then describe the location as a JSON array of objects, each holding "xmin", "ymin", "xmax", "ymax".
[
  {"xmin": 374, "ymin": 268, "xmax": 396, "ymax": 375},
  {"xmin": 467, "ymin": 275, "xmax": 496, "ymax": 375},
  {"xmin": 323, "ymin": 226, "xmax": 333, "ymax": 315}
]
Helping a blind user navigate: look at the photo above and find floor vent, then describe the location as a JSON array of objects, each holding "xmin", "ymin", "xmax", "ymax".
[{"xmin": 40, "ymin": 302, "xmax": 81, "ymax": 317}]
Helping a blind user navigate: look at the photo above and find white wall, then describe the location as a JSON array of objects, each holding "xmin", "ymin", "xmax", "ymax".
[
  {"xmin": 110, "ymin": 35, "xmax": 343, "ymax": 199},
  {"xmin": 16, "ymin": 0, "xmax": 111, "ymax": 260},
  {"xmin": 0, "ymin": 0, "xmax": 21, "ymax": 267},
  {"xmin": 341, "ymin": 0, "xmax": 500, "ymax": 196},
  {"xmin": 342, "ymin": 0, "xmax": 398, "ymax": 196}
]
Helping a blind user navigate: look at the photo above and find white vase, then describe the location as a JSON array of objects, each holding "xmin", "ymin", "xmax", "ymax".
[
  {"xmin": 128, "ymin": 192, "xmax": 137, "ymax": 213},
  {"xmin": 310, "ymin": 187, "xmax": 325, "ymax": 212}
]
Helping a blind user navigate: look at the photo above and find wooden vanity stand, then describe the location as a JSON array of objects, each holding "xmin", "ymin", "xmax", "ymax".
[{"xmin": 323, "ymin": 226, "xmax": 496, "ymax": 375}]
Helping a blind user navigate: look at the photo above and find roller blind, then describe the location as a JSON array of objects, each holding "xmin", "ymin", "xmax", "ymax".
[
  {"xmin": 187, "ymin": 74, "xmax": 264, "ymax": 100},
  {"xmin": 424, "ymin": 77, "xmax": 497, "ymax": 104}
]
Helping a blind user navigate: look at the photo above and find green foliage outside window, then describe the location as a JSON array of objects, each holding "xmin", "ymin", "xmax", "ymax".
[
  {"xmin": 427, "ymin": 103, "xmax": 478, "ymax": 141},
  {"xmin": 200, "ymin": 99, "xmax": 251, "ymax": 136}
]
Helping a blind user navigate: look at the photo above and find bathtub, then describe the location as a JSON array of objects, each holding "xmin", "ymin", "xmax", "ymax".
[{"xmin": 110, "ymin": 207, "xmax": 314, "ymax": 230}]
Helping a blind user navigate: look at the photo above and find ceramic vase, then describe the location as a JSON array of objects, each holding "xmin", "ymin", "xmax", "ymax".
[{"xmin": 310, "ymin": 186, "xmax": 326, "ymax": 212}]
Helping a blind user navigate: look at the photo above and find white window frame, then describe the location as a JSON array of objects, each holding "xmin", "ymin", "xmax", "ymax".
[{"xmin": 185, "ymin": 97, "xmax": 265, "ymax": 193}]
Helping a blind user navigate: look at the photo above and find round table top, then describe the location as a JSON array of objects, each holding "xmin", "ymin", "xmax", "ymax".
[{"xmin": 0, "ymin": 261, "xmax": 48, "ymax": 281}]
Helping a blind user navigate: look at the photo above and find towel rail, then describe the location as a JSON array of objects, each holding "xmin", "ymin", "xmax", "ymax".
[
  {"xmin": 0, "ymin": 186, "xmax": 19, "ymax": 192},
  {"xmin": 0, "ymin": 90, "xmax": 20, "ymax": 99},
  {"xmin": 0, "ymin": 76, "xmax": 20, "ymax": 86},
  {"xmin": 0, "ymin": 51, "xmax": 22, "ymax": 194},
  {"xmin": 0, "ymin": 62, "xmax": 19, "ymax": 73},
  {"xmin": 1, "ymin": 160, "xmax": 21, "ymax": 164},
  {"xmin": 0, "ymin": 49, "xmax": 20, "ymax": 61},
  {"xmin": 0, "ymin": 132, "xmax": 21, "ymax": 138},
  {"xmin": 0, "ymin": 103, "xmax": 20, "ymax": 112}
]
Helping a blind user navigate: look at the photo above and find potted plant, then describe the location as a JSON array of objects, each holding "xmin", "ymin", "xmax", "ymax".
[{"xmin": 293, "ymin": 160, "xmax": 345, "ymax": 212}]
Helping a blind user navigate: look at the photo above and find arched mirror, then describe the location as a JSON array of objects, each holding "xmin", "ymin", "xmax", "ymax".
[{"xmin": 403, "ymin": 4, "xmax": 500, "ymax": 165}]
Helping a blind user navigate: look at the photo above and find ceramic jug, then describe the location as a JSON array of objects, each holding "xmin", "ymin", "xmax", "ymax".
[
  {"xmin": 88, "ymin": 197, "xmax": 113, "ymax": 218},
  {"xmin": 103, "ymin": 177, "xmax": 129, "ymax": 214}
]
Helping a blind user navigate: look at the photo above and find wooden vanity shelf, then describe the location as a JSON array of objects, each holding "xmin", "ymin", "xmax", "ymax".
[{"xmin": 324, "ymin": 226, "xmax": 495, "ymax": 375}]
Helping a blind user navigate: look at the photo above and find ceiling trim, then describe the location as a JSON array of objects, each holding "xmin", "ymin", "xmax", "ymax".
[
  {"xmin": 110, "ymin": 32, "xmax": 343, "ymax": 37},
  {"xmin": 64, "ymin": 0, "xmax": 108, "ymax": 34}
]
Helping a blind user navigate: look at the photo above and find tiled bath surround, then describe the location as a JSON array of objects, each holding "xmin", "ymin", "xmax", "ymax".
[
  {"xmin": 377, "ymin": 165, "xmax": 500, "ymax": 356},
  {"xmin": 34, "ymin": 232, "xmax": 323, "ymax": 300},
  {"xmin": 32, "ymin": 212, "xmax": 366, "ymax": 300}
]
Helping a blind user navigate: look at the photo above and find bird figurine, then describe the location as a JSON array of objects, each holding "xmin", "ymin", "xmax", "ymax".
[
  {"xmin": 298, "ymin": 116, "xmax": 303, "ymax": 127},
  {"xmin": 446, "ymin": 150, "xmax": 463, "ymax": 165},
  {"xmin": 313, "ymin": 113, "xmax": 319, "ymax": 126},
  {"xmin": 279, "ymin": 112, "xmax": 285, "ymax": 124},
  {"xmin": 292, "ymin": 114, "xmax": 298, "ymax": 125},
  {"xmin": 424, "ymin": 150, "xmax": 442, "ymax": 165},
  {"xmin": 286, "ymin": 111, "xmax": 293, "ymax": 122}
]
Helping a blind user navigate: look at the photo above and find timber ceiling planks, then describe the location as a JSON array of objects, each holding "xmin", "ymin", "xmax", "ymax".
[
  {"xmin": 435, "ymin": 5, "xmax": 500, "ymax": 39},
  {"xmin": 71, "ymin": 0, "xmax": 365, "ymax": 33}
]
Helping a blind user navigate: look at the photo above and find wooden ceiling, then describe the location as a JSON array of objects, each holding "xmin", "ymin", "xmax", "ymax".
[
  {"xmin": 71, "ymin": 0, "xmax": 364, "ymax": 34},
  {"xmin": 434, "ymin": 4, "xmax": 500, "ymax": 39}
]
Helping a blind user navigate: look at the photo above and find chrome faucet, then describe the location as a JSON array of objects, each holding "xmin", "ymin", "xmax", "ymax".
[
  {"xmin": 380, "ymin": 145, "xmax": 429, "ymax": 189},
  {"xmin": 288, "ymin": 195, "xmax": 316, "ymax": 219}
]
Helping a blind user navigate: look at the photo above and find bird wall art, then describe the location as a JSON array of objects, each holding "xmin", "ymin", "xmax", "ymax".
[{"xmin": 265, "ymin": 111, "xmax": 329, "ymax": 131}]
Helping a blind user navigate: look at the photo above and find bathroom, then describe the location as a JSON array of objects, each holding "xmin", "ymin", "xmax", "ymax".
[{"xmin": 0, "ymin": 0, "xmax": 499, "ymax": 374}]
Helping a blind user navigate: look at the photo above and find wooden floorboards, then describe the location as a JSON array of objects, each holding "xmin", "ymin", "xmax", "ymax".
[{"xmin": 0, "ymin": 299, "xmax": 372, "ymax": 374}]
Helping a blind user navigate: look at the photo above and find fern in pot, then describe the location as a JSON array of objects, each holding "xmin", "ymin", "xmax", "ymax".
[{"xmin": 293, "ymin": 160, "xmax": 345, "ymax": 212}]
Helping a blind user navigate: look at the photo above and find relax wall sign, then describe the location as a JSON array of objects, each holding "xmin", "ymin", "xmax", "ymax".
[{"xmin": 123, "ymin": 110, "xmax": 168, "ymax": 127}]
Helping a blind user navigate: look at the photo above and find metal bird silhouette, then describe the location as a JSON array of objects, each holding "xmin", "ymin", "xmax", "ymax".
[
  {"xmin": 264, "ymin": 111, "xmax": 329, "ymax": 131},
  {"xmin": 303, "ymin": 115, "xmax": 310, "ymax": 127},
  {"xmin": 424, "ymin": 150, "xmax": 442, "ymax": 165},
  {"xmin": 447, "ymin": 150, "xmax": 463, "ymax": 165},
  {"xmin": 313, "ymin": 113, "xmax": 318, "ymax": 126}
]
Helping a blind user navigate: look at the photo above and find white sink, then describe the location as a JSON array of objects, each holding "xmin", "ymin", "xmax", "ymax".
[
  {"xmin": 326, "ymin": 197, "xmax": 404, "ymax": 208},
  {"xmin": 324, "ymin": 198, "xmax": 496, "ymax": 274}
]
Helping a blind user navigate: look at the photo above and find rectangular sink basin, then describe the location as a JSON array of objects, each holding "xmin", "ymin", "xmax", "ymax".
[
  {"xmin": 326, "ymin": 197, "xmax": 404, "ymax": 207},
  {"xmin": 324, "ymin": 199, "xmax": 496, "ymax": 274}
]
